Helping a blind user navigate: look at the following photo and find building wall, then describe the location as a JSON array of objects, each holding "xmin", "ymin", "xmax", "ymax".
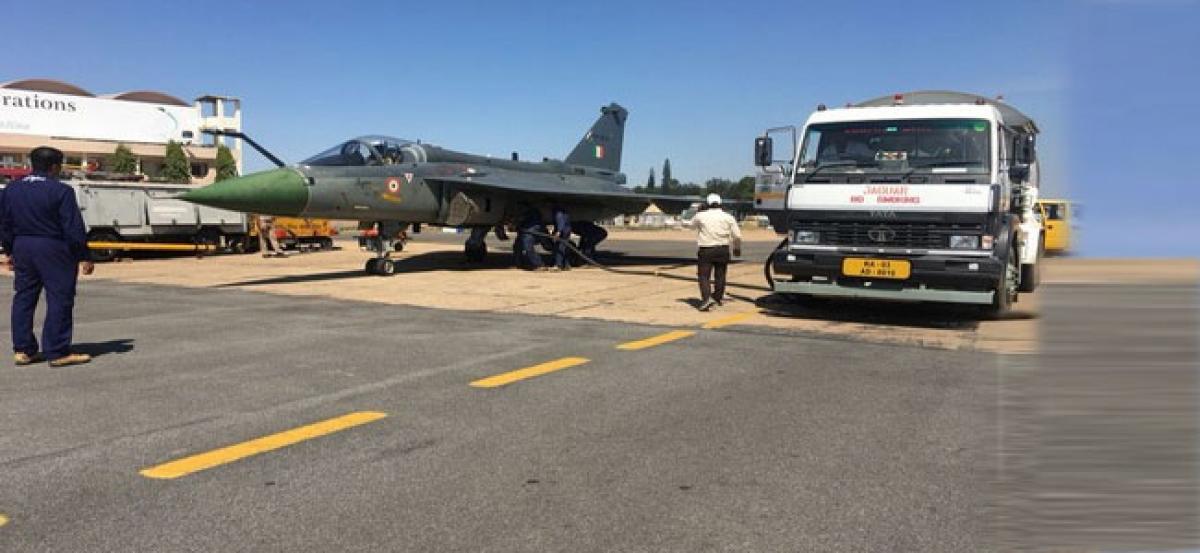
[{"xmin": 0, "ymin": 82, "xmax": 241, "ymax": 185}]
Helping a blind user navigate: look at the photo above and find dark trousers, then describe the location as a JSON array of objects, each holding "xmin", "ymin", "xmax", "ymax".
[
  {"xmin": 516, "ymin": 230, "xmax": 543, "ymax": 268},
  {"xmin": 553, "ymin": 233, "xmax": 571, "ymax": 268},
  {"xmin": 697, "ymin": 245, "xmax": 730, "ymax": 303},
  {"xmin": 11, "ymin": 236, "xmax": 78, "ymax": 359}
]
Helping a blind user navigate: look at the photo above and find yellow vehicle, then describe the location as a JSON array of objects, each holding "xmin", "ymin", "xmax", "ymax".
[
  {"xmin": 249, "ymin": 216, "xmax": 337, "ymax": 251},
  {"xmin": 1037, "ymin": 199, "xmax": 1072, "ymax": 254}
]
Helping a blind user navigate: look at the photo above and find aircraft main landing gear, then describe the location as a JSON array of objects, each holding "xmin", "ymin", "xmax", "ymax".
[{"xmin": 464, "ymin": 227, "xmax": 490, "ymax": 263}]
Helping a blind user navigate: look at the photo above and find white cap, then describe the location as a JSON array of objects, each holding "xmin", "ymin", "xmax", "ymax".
[{"xmin": 706, "ymin": 193, "xmax": 722, "ymax": 206}]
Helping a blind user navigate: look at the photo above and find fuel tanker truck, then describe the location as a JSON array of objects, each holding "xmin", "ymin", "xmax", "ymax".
[{"xmin": 754, "ymin": 91, "xmax": 1043, "ymax": 316}]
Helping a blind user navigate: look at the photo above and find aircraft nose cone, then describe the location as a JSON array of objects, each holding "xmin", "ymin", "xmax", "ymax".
[{"xmin": 181, "ymin": 168, "xmax": 309, "ymax": 215}]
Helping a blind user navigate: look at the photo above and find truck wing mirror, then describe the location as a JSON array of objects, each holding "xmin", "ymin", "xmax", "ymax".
[
  {"xmin": 1009, "ymin": 164, "xmax": 1030, "ymax": 183},
  {"xmin": 754, "ymin": 136, "xmax": 773, "ymax": 167}
]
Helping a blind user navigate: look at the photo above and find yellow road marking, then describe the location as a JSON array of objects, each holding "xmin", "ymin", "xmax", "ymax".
[
  {"xmin": 0, "ymin": 513, "xmax": 8, "ymax": 527},
  {"xmin": 470, "ymin": 357, "xmax": 589, "ymax": 388},
  {"xmin": 702, "ymin": 312, "xmax": 757, "ymax": 329},
  {"xmin": 617, "ymin": 330, "xmax": 696, "ymax": 351},
  {"xmin": 140, "ymin": 411, "xmax": 387, "ymax": 480}
]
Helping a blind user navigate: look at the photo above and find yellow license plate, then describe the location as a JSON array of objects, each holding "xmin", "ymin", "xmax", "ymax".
[{"xmin": 842, "ymin": 258, "xmax": 911, "ymax": 279}]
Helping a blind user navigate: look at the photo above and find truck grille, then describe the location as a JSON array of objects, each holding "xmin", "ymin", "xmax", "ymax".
[{"xmin": 794, "ymin": 221, "xmax": 983, "ymax": 249}]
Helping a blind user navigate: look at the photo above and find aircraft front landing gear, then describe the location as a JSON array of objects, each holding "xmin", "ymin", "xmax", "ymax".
[{"xmin": 365, "ymin": 257, "xmax": 396, "ymax": 276}]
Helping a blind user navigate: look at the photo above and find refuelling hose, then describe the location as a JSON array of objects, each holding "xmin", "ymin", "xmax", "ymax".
[{"xmin": 763, "ymin": 238, "xmax": 788, "ymax": 291}]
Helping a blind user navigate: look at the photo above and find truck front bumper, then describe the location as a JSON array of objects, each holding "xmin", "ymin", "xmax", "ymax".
[{"xmin": 771, "ymin": 247, "xmax": 1002, "ymax": 305}]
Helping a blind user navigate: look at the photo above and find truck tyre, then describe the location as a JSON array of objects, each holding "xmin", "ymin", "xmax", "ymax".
[
  {"xmin": 197, "ymin": 228, "xmax": 223, "ymax": 252},
  {"xmin": 87, "ymin": 230, "xmax": 122, "ymax": 262},
  {"xmin": 1018, "ymin": 238, "xmax": 1044, "ymax": 293},
  {"xmin": 985, "ymin": 245, "xmax": 1019, "ymax": 318},
  {"xmin": 319, "ymin": 237, "xmax": 334, "ymax": 251}
]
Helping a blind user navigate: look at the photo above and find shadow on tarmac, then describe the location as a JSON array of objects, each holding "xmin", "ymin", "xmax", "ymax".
[
  {"xmin": 217, "ymin": 250, "xmax": 731, "ymax": 288},
  {"xmin": 753, "ymin": 293, "xmax": 1037, "ymax": 328},
  {"xmin": 73, "ymin": 338, "xmax": 135, "ymax": 358}
]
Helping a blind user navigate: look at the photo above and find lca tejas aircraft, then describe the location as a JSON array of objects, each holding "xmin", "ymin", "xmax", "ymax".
[{"xmin": 182, "ymin": 103, "xmax": 694, "ymax": 275}]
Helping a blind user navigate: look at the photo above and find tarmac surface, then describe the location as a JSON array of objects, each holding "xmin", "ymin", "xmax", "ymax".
[
  {"xmin": 73, "ymin": 229, "xmax": 1045, "ymax": 353},
  {"xmin": 0, "ymin": 229, "xmax": 1195, "ymax": 551},
  {"xmin": 1, "ymin": 277, "xmax": 998, "ymax": 552}
]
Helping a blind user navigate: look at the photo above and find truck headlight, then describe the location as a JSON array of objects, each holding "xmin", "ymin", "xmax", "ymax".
[
  {"xmin": 949, "ymin": 235, "xmax": 980, "ymax": 249},
  {"xmin": 793, "ymin": 230, "xmax": 819, "ymax": 244}
]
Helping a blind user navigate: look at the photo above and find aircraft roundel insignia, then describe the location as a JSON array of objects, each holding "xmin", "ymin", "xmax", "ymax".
[{"xmin": 386, "ymin": 178, "xmax": 401, "ymax": 193}]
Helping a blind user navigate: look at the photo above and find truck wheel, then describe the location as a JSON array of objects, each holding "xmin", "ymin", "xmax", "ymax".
[
  {"xmin": 393, "ymin": 240, "xmax": 405, "ymax": 252},
  {"xmin": 985, "ymin": 246, "xmax": 1019, "ymax": 318},
  {"xmin": 197, "ymin": 228, "xmax": 223, "ymax": 252},
  {"xmin": 88, "ymin": 230, "xmax": 122, "ymax": 262},
  {"xmin": 1018, "ymin": 238, "xmax": 1044, "ymax": 293},
  {"xmin": 320, "ymin": 237, "xmax": 334, "ymax": 251}
]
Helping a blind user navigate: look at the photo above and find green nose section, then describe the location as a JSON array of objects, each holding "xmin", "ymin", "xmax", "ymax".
[{"xmin": 181, "ymin": 168, "xmax": 309, "ymax": 215}]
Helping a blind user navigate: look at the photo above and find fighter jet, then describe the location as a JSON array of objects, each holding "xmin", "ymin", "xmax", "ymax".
[{"xmin": 182, "ymin": 103, "xmax": 693, "ymax": 275}]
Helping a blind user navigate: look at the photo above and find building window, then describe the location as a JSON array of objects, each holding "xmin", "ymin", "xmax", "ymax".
[{"xmin": 191, "ymin": 163, "xmax": 209, "ymax": 178}]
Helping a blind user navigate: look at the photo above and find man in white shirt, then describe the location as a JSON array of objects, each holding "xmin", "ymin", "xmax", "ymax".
[{"xmin": 686, "ymin": 193, "xmax": 742, "ymax": 311}]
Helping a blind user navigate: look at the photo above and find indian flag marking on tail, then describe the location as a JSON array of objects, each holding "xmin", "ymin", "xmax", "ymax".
[{"xmin": 595, "ymin": 144, "xmax": 605, "ymax": 159}]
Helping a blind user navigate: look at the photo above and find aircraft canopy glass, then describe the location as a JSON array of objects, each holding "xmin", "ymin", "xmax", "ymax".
[{"xmin": 302, "ymin": 136, "xmax": 419, "ymax": 166}]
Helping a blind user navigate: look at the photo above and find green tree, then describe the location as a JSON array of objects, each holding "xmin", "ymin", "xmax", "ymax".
[
  {"xmin": 215, "ymin": 144, "xmax": 238, "ymax": 182},
  {"xmin": 662, "ymin": 158, "xmax": 672, "ymax": 191},
  {"xmin": 109, "ymin": 144, "xmax": 137, "ymax": 174},
  {"xmin": 735, "ymin": 175, "xmax": 756, "ymax": 200},
  {"xmin": 646, "ymin": 167, "xmax": 655, "ymax": 190},
  {"xmin": 160, "ymin": 141, "xmax": 191, "ymax": 184}
]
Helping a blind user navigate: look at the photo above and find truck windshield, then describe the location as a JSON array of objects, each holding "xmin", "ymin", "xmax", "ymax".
[{"xmin": 797, "ymin": 119, "xmax": 990, "ymax": 178}]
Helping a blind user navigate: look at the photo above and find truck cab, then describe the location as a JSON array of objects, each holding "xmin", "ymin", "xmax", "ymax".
[{"xmin": 755, "ymin": 91, "xmax": 1042, "ymax": 316}]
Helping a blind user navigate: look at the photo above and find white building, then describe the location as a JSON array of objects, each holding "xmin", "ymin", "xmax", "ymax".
[{"xmin": 0, "ymin": 78, "xmax": 242, "ymax": 184}]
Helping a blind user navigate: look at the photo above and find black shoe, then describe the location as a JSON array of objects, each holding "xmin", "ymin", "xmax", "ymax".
[{"xmin": 698, "ymin": 299, "xmax": 716, "ymax": 312}]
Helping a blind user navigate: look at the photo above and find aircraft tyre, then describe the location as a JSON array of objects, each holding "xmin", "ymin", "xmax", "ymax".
[{"xmin": 465, "ymin": 242, "xmax": 487, "ymax": 262}]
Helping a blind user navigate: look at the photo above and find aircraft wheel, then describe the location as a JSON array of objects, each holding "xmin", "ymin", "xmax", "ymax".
[{"xmin": 465, "ymin": 242, "xmax": 487, "ymax": 262}]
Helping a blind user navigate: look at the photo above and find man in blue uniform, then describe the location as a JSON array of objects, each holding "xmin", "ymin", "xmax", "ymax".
[
  {"xmin": 0, "ymin": 147, "xmax": 94, "ymax": 367},
  {"xmin": 513, "ymin": 204, "xmax": 546, "ymax": 270},
  {"xmin": 550, "ymin": 204, "xmax": 571, "ymax": 271}
]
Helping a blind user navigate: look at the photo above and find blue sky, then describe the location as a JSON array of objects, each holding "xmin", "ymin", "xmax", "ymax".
[{"xmin": 5, "ymin": 0, "xmax": 1196, "ymax": 256}]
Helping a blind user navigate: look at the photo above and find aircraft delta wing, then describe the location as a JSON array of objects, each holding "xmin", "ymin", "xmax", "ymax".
[{"xmin": 182, "ymin": 103, "xmax": 699, "ymax": 275}]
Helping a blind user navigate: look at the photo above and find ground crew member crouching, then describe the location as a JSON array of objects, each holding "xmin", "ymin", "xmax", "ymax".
[
  {"xmin": 551, "ymin": 205, "xmax": 571, "ymax": 271},
  {"xmin": 687, "ymin": 193, "xmax": 742, "ymax": 312},
  {"xmin": 0, "ymin": 147, "xmax": 94, "ymax": 367},
  {"xmin": 514, "ymin": 205, "xmax": 546, "ymax": 270},
  {"xmin": 573, "ymin": 220, "xmax": 608, "ymax": 262}
]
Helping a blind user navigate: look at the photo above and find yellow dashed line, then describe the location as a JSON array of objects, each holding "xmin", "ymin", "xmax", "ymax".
[
  {"xmin": 470, "ymin": 357, "xmax": 590, "ymax": 388},
  {"xmin": 702, "ymin": 312, "xmax": 757, "ymax": 329},
  {"xmin": 140, "ymin": 411, "xmax": 387, "ymax": 480},
  {"xmin": 0, "ymin": 513, "xmax": 8, "ymax": 527},
  {"xmin": 616, "ymin": 330, "xmax": 696, "ymax": 351}
]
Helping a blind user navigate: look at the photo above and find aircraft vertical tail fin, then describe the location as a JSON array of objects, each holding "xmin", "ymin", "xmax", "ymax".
[{"xmin": 565, "ymin": 103, "xmax": 626, "ymax": 172}]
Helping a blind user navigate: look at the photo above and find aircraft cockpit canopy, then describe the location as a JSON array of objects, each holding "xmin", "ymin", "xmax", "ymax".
[{"xmin": 302, "ymin": 136, "xmax": 420, "ymax": 166}]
